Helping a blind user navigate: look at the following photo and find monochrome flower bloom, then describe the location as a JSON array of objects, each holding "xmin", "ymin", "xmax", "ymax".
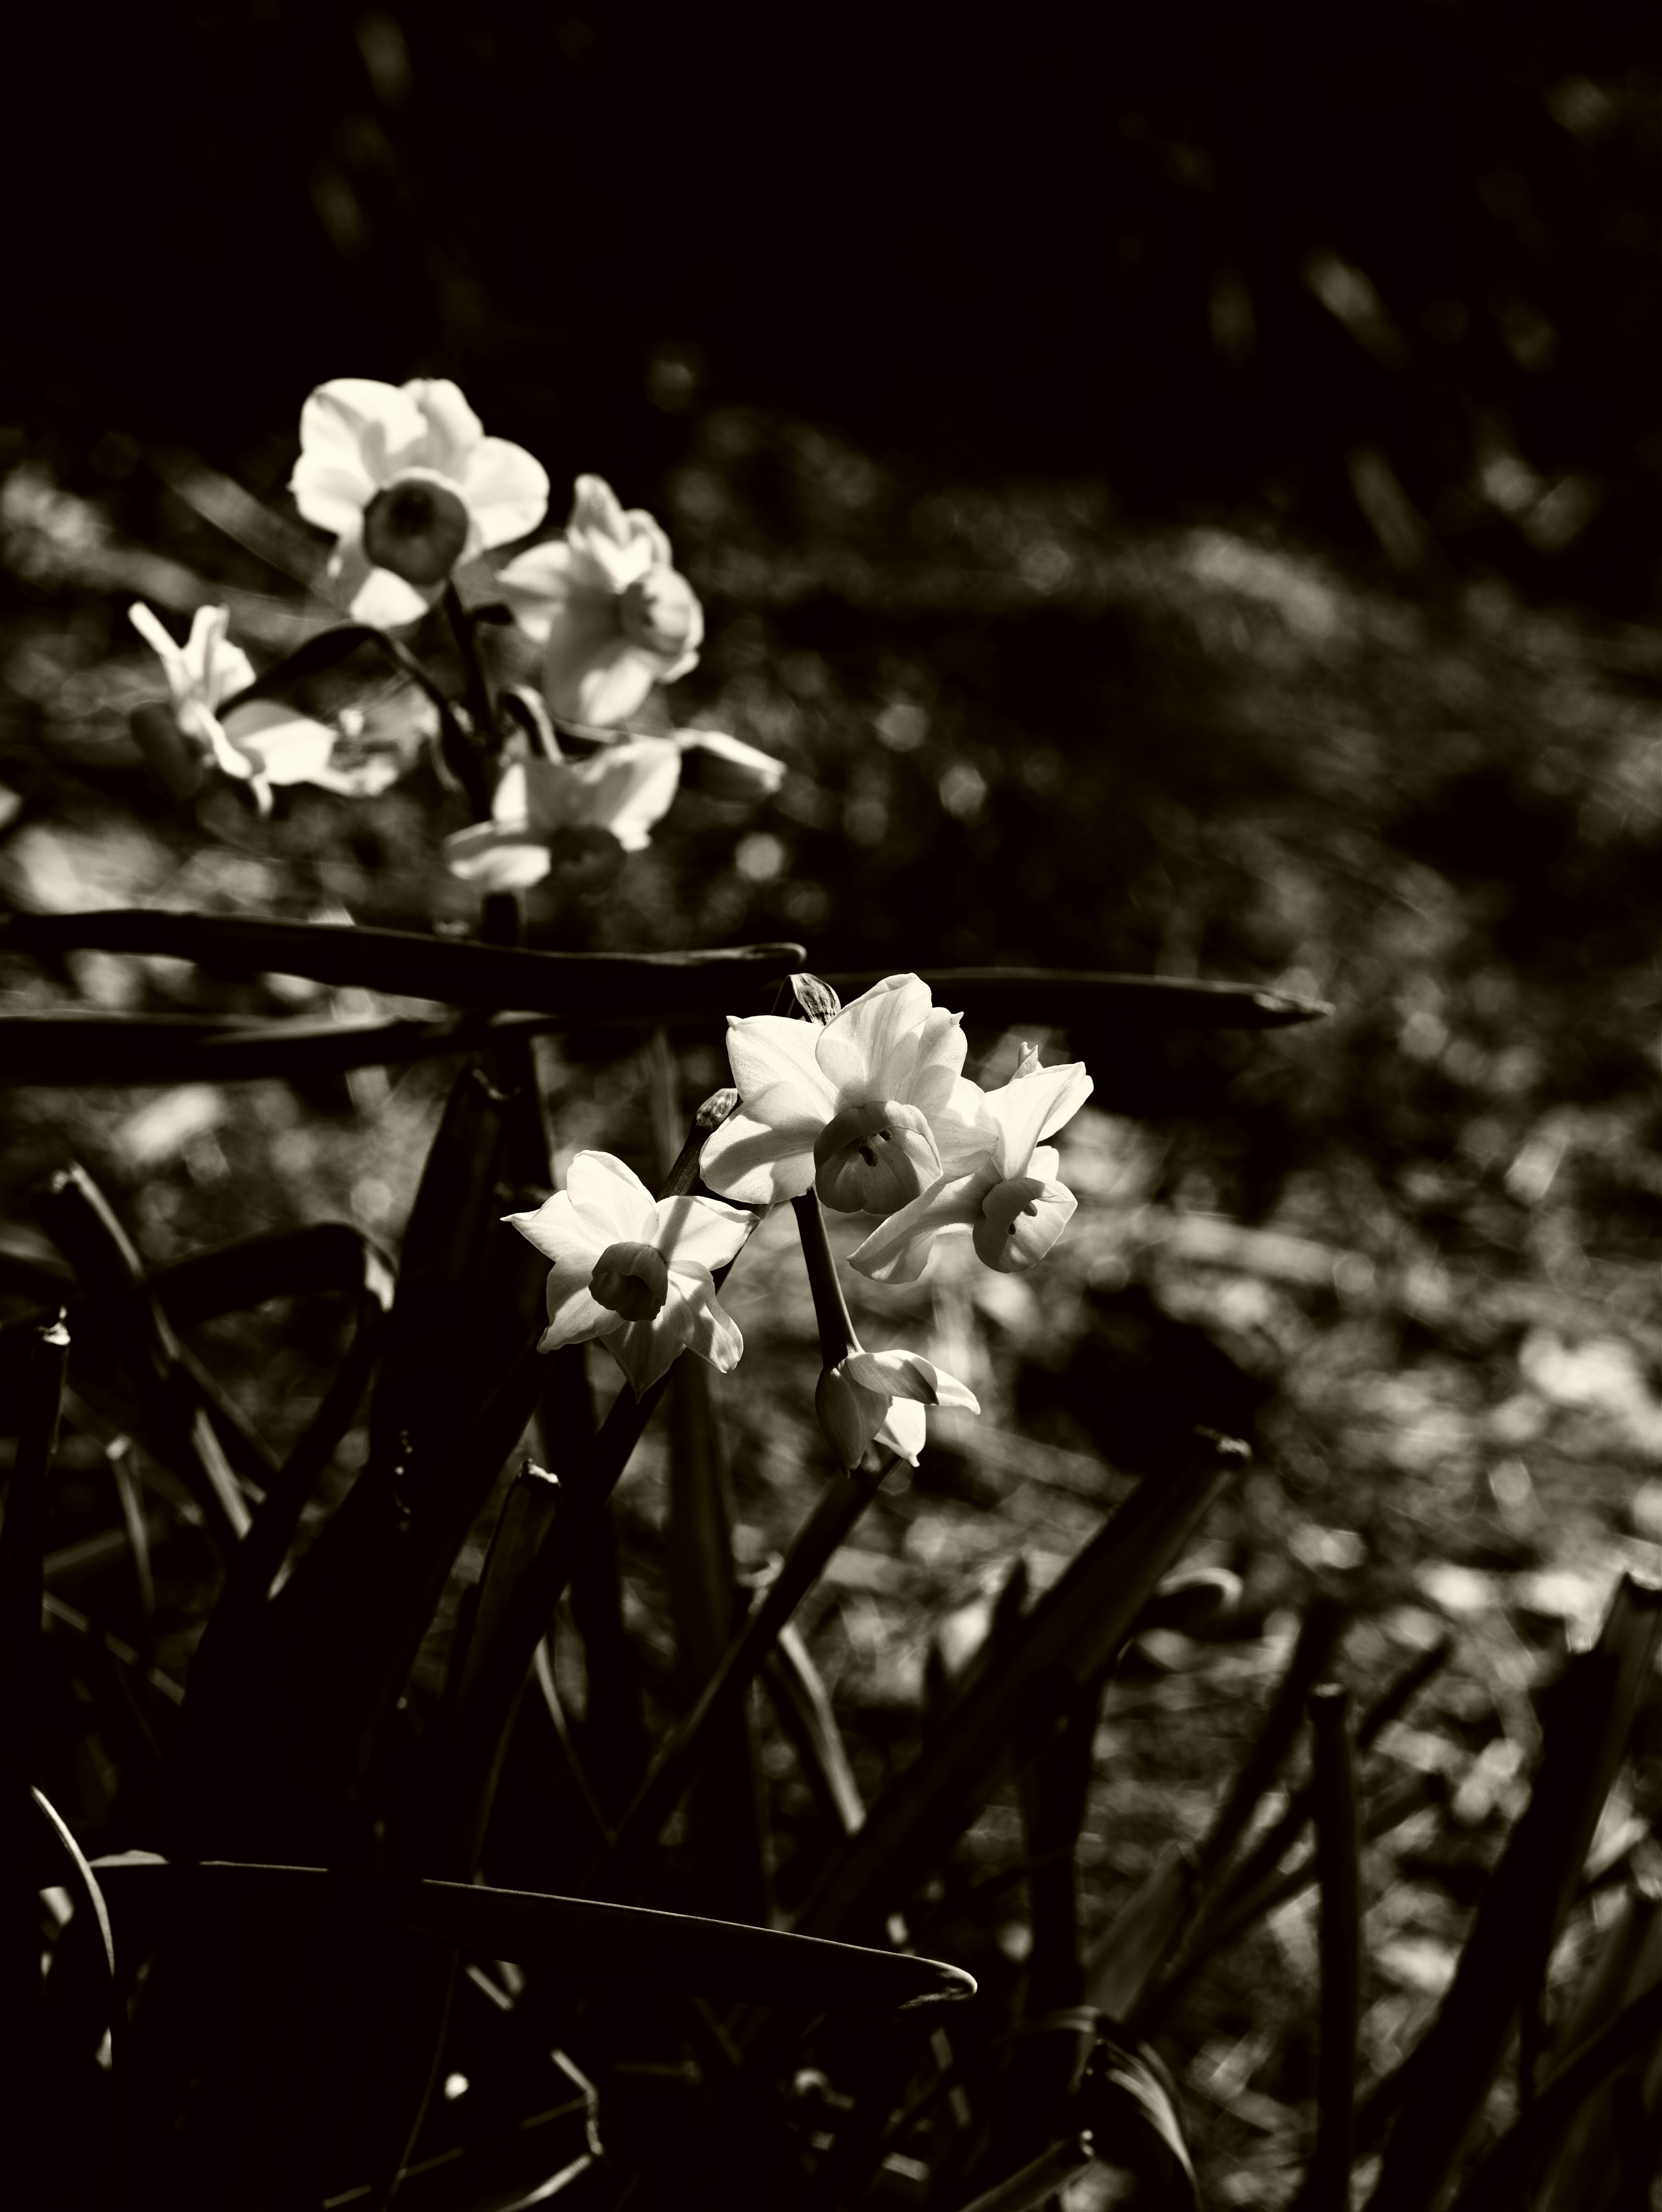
[
  {"xmin": 290, "ymin": 377, "xmax": 549, "ymax": 627},
  {"xmin": 442, "ymin": 739, "xmax": 683, "ymax": 891},
  {"xmin": 850, "ymin": 1053, "xmax": 1093, "ymax": 1283},
  {"xmin": 496, "ymin": 476, "xmax": 703, "ymax": 727},
  {"xmin": 506, "ymin": 1151, "xmax": 753, "ymax": 1396},
  {"xmin": 816, "ymin": 1347, "xmax": 979, "ymax": 1469},
  {"xmin": 129, "ymin": 602, "xmax": 347, "ymax": 813},
  {"xmin": 699, "ymin": 974, "xmax": 985, "ymax": 1214}
]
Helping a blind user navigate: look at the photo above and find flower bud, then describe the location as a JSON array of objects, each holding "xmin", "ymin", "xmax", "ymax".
[
  {"xmin": 619, "ymin": 569, "xmax": 702, "ymax": 658},
  {"xmin": 973, "ymin": 1177, "xmax": 1076, "ymax": 1272},
  {"xmin": 589, "ymin": 1240, "xmax": 670, "ymax": 1320},
  {"xmin": 363, "ymin": 471, "xmax": 471, "ymax": 586},
  {"xmin": 813, "ymin": 1101, "xmax": 943, "ymax": 1215},
  {"xmin": 790, "ymin": 972, "xmax": 843, "ymax": 1025},
  {"xmin": 815, "ymin": 1360, "xmax": 885, "ymax": 1469},
  {"xmin": 698, "ymin": 1086, "xmax": 741, "ymax": 1129}
]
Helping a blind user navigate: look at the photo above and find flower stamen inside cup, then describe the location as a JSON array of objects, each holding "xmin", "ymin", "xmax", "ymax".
[
  {"xmin": 363, "ymin": 474, "xmax": 471, "ymax": 585},
  {"xmin": 589, "ymin": 1241, "xmax": 670, "ymax": 1320},
  {"xmin": 813, "ymin": 1100, "xmax": 942, "ymax": 1214}
]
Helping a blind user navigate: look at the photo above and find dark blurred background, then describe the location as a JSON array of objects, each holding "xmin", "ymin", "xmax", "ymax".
[{"xmin": 6, "ymin": 2, "xmax": 1662, "ymax": 609}]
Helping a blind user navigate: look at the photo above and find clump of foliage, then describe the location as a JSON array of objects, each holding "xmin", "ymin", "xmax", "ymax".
[{"xmin": 4, "ymin": 375, "xmax": 1662, "ymax": 2212}]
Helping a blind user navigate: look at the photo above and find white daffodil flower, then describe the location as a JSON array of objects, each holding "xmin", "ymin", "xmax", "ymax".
[
  {"xmin": 506, "ymin": 1151, "xmax": 753, "ymax": 1398},
  {"xmin": 699, "ymin": 974, "xmax": 986, "ymax": 1215},
  {"xmin": 290, "ymin": 377, "xmax": 549, "ymax": 627},
  {"xmin": 849, "ymin": 1055, "xmax": 1093, "ymax": 1283},
  {"xmin": 129, "ymin": 602, "xmax": 349, "ymax": 814},
  {"xmin": 496, "ymin": 476, "xmax": 703, "ymax": 727},
  {"xmin": 442, "ymin": 739, "xmax": 683, "ymax": 892},
  {"xmin": 816, "ymin": 1347, "xmax": 979, "ymax": 1469}
]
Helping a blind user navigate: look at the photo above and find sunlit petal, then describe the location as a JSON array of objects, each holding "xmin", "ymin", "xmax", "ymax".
[
  {"xmin": 459, "ymin": 436, "xmax": 551, "ymax": 548},
  {"xmin": 348, "ymin": 564, "xmax": 433, "ymax": 628},
  {"xmin": 982, "ymin": 1061, "xmax": 1094, "ymax": 1176},
  {"xmin": 816, "ymin": 974, "xmax": 934, "ymax": 1100},
  {"xmin": 406, "ymin": 377, "xmax": 483, "ymax": 476},
  {"xmin": 564, "ymin": 1151, "xmax": 657, "ymax": 1245},
  {"xmin": 219, "ymin": 701, "xmax": 338, "ymax": 785},
  {"xmin": 847, "ymin": 1170, "xmax": 986, "ymax": 1283},
  {"xmin": 441, "ymin": 822, "xmax": 554, "ymax": 891},
  {"xmin": 697, "ymin": 1107, "xmax": 823, "ymax": 1206},
  {"xmin": 654, "ymin": 1193, "xmax": 754, "ymax": 1273}
]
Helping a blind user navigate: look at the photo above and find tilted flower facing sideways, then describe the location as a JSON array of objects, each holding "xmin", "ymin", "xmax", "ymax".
[
  {"xmin": 850, "ymin": 1049, "xmax": 1093, "ymax": 1284},
  {"xmin": 699, "ymin": 974, "xmax": 986, "ymax": 1215},
  {"xmin": 496, "ymin": 476, "xmax": 704, "ymax": 727},
  {"xmin": 506, "ymin": 1151, "xmax": 753, "ymax": 1397},
  {"xmin": 129, "ymin": 603, "xmax": 360, "ymax": 814},
  {"xmin": 443, "ymin": 739, "xmax": 683, "ymax": 892},
  {"xmin": 291, "ymin": 377, "xmax": 549, "ymax": 628},
  {"xmin": 816, "ymin": 1347, "xmax": 980, "ymax": 1470}
]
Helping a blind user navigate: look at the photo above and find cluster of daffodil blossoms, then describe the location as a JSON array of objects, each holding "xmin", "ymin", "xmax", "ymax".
[
  {"xmin": 507, "ymin": 972, "xmax": 1092, "ymax": 1473},
  {"xmin": 123, "ymin": 374, "xmax": 1092, "ymax": 1478},
  {"xmin": 126, "ymin": 374, "xmax": 783, "ymax": 869}
]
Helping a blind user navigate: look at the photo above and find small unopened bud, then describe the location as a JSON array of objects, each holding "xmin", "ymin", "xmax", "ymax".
[
  {"xmin": 791, "ymin": 973, "xmax": 842, "ymax": 1024},
  {"xmin": 1013, "ymin": 1041, "xmax": 1044, "ymax": 1079},
  {"xmin": 363, "ymin": 472, "xmax": 470, "ymax": 586},
  {"xmin": 619, "ymin": 569, "xmax": 701, "ymax": 657},
  {"xmin": 589, "ymin": 1240, "xmax": 670, "ymax": 1320},
  {"xmin": 129, "ymin": 703, "xmax": 206, "ymax": 799},
  {"xmin": 814, "ymin": 1101, "xmax": 941, "ymax": 1215},
  {"xmin": 815, "ymin": 1360, "xmax": 883, "ymax": 1469},
  {"xmin": 698, "ymin": 1086, "xmax": 741, "ymax": 1129}
]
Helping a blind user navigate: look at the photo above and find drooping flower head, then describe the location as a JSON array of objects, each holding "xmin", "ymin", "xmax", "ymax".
[
  {"xmin": 496, "ymin": 476, "xmax": 703, "ymax": 727},
  {"xmin": 850, "ymin": 1049, "xmax": 1093, "ymax": 1284},
  {"xmin": 699, "ymin": 974, "xmax": 985, "ymax": 1217},
  {"xmin": 129, "ymin": 602, "xmax": 354, "ymax": 814},
  {"xmin": 816, "ymin": 1347, "xmax": 979, "ymax": 1469},
  {"xmin": 291, "ymin": 377, "xmax": 549, "ymax": 627},
  {"xmin": 443, "ymin": 739, "xmax": 683, "ymax": 892},
  {"xmin": 506, "ymin": 1151, "xmax": 753, "ymax": 1397}
]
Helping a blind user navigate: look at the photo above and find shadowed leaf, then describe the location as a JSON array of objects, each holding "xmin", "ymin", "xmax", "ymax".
[{"xmin": 90, "ymin": 1857, "xmax": 976, "ymax": 2012}]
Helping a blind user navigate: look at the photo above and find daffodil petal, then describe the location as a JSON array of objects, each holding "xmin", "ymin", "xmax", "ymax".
[
  {"xmin": 299, "ymin": 379, "xmax": 428, "ymax": 489},
  {"xmin": 982, "ymin": 1061, "xmax": 1094, "ymax": 1176},
  {"xmin": 847, "ymin": 1170, "xmax": 986, "ymax": 1284},
  {"xmin": 816, "ymin": 974, "xmax": 935, "ymax": 1101},
  {"xmin": 565, "ymin": 1151, "xmax": 657, "ymax": 1244},
  {"xmin": 571, "ymin": 643, "xmax": 659, "ymax": 728},
  {"xmin": 653, "ymin": 1193, "xmax": 754, "ymax": 1273},
  {"xmin": 406, "ymin": 378, "xmax": 483, "ymax": 475},
  {"xmin": 460, "ymin": 437, "xmax": 551, "ymax": 549},
  {"xmin": 219, "ymin": 701, "xmax": 338, "ymax": 785},
  {"xmin": 875, "ymin": 1399, "xmax": 928, "ymax": 1465},
  {"xmin": 724, "ymin": 1015, "xmax": 835, "ymax": 1112},
  {"xmin": 697, "ymin": 1108, "xmax": 823, "ymax": 1206},
  {"xmin": 348, "ymin": 565, "xmax": 433, "ymax": 628},
  {"xmin": 442, "ymin": 822, "xmax": 554, "ymax": 891}
]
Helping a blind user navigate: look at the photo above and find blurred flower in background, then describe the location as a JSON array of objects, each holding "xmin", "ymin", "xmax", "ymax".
[
  {"xmin": 128, "ymin": 601, "xmax": 352, "ymax": 813},
  {"xmin": 442, "ymin": 737, "xmax": 683, "ymax": 891},
  {"xmin": 497, "ymin": 475, "xmax": 703, "ymax": 726}
]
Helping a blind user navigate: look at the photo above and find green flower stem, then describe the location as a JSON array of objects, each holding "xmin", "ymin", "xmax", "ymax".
[
  {"xmin": 443, "ymin": 580, "xmax": 501, "ymax": 775},
  {"xmin": 595, "ymin": 1447, "xmax": 897, "ymax": 1885},
  {"xmin": 792, "ymin": 1191, "xmax": 860, "ymax": 1370}
]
